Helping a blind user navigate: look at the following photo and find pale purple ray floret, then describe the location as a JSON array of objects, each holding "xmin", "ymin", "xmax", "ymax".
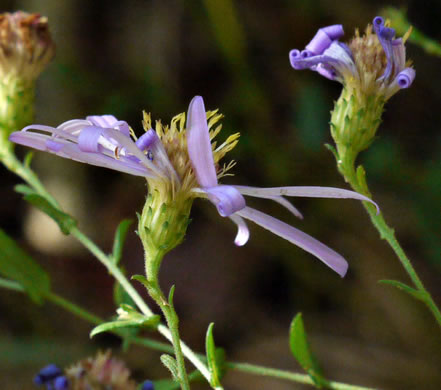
[
  {"xmin": 289, "ymin": 16, "xmax": 415, "ymax": 90},
  {"xmin": 9, "ymin": 97, "xmax": 378, "ymax": 277},
  {"xmin": 9, "ymin": 115, "xmax": 166, "ymax": 178},
  {"xmin": 186, "ymin": 96, "xmax": 379, "ymax": 277}
]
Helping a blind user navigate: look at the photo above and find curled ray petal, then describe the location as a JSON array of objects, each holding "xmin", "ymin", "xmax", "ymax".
[
  {"xmin": 20, "ymin": 124, "xmax": 78, "ymax": 142},
  {"xmin": 237, "ymin": 207, "xmax": 348, "ymax": 277},
  {"xmin": 53, "ymin": 143, "xmax": 153, "ymax": 177},
  {"xmin": 234, "ymin": 185, "xmax": 379, "ymax": 214},
  {"xmin": 46, "ymin": 140, "xmax": 64, "ymax": 152},
  {"xmin": 306, "ymin": 29, "xmax": 333, "ymax": 54},
  {"xmin": 146, "ymin": 130, "xmax": 180, "ymax": 183},
  {"xmin": 373, "ymin": 16, "xmax": 396, "ymax": 81},
  {"xmin": 101, "ymin": 128, "xmax": 164, "ymax": 177},
  {"xmin": 86, "ymin": 115, "xmax": 118, "ymax": 128},
  {"xmin": 321, "ymin": 24, "xmax": 344, "ymax": 40},
  {"xmin": 136, "ymin": 129, "xmax": 158, "ymax": 151},
  {"xmin": 9, "ymin": 131, "xmax": 50, "ymax": 151},
  {"xmin": 113, "ymin": 120, "xmax": 130, "ymax": 136},
  {"xmin": 395, "ymin": 67, "xmax": 415, "ymax": 89},
  {"xmin": 391, "ymin": 38, "xmax": 406, "ymax": 72},
  {"xmin": 205, "ymin": 185, "xmax": 246, "ymax": 217},
  {"xmin": 78, "ymin": 126, "xmax": 103, "ymax": 152},
  {"xmin": 57, "ymin": 119, "xmax": 91, "ymax": 134},
  {"xmin": 270, "ymin": 196, "xmax": 303, "ymax": 219},
  {"xmin": 234, "ymin": 185, "xmax": 303, "ymax": 219},
  {"xmin": 186, "ymin": 96, "xmax": 218, "ymax": 187},
  {"xmin": 229, "ymin": 214, "xmax": 250, "ymax": 246},
  {"xmin": 315, "ymin": 64, "xmax": 337, "ymax": 80}
]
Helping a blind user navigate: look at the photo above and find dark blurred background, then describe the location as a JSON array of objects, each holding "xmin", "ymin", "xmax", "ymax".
[{"xmin": 1, "ymin": 0, "xmax": 441, "ymax": 389}]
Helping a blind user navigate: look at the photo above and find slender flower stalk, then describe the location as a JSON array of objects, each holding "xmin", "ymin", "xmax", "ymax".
[{"xmin": 289, "ymin": 17, "xmax": 441, "ymax": 329}]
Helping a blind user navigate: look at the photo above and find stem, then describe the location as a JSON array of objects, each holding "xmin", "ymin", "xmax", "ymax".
[
  {"xmin": 225, "ymin": 362, "xmax": 378, "ymax": 390},
  {"xmin": 0, "ymin": 277, "xmax": 378, "ymax": 390},
  {"xmin": 147, "ymin": 278, "xmax": 190, "ymax": 390},
  {"xmin": 340, "ymin": 158, "xmax": 441, "ymax": 329},
  {"xmin": 1, "ymin": 146, "xmax": 58, "ymax": 207}
]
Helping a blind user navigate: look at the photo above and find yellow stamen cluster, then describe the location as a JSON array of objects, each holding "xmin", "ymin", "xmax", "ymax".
[{"xmin": 142, "ymin": 108, "xmax": 240, "ymax": 195}]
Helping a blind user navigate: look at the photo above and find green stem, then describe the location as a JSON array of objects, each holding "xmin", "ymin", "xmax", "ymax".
[
  {"xmin": 146, "ymin": 275, "xmax": 190, "ymax": 390},
  {"xmin": 340, "ymin": 158, "xmax": 441, "ymax": 329},
  {"xmin": 0, "ymin": 277, "xmax": 378, "ymax": 390},
  {"xmin": 1, "ymin": 146, "xmax": 58, "ymax": 207},
  {"xmin": 225, "ymin": 362, "xmax": 378, "ymax": 390}
]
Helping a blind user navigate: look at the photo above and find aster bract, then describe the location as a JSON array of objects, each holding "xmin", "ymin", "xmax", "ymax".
[{"xmin": 10, "ymin": 96, "xmax": 377, "ymax": 277}]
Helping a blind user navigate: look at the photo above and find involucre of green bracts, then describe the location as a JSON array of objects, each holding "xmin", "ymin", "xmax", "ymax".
[
  {"xmin": 330, "ymin": 87, "xmax": 385, "ymax": 173},
  {"xmin": 0, "ymin": 77, "xmax": 35, "ymax": 142},
  {"xmin": 138, "ymin": 189, "xmax": 193, "ymax": 277}
]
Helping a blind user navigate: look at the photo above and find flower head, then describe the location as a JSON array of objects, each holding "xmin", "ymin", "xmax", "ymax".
[
  {"xmin": 289, "ymin": 16, "xmax": 415, "ymax": 100},
  {"xmin": 0, "ymin": 11, "xmax": 55, "ymax": 82},
  {"xmin": 10, "ymin": 97, "xmax": 377, "ymax": 277}
]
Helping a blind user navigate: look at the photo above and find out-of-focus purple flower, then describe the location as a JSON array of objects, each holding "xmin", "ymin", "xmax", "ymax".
[
  {"xmin": 53, "ymin": 376, "xmax": 69, "ymax": 390},
  {"xmin": 289, "ymin": 16, "xmax": 415, "ymax": 99},
  {"xmin": 187, "ymin": 96, "xmax": 378, "ymax": 277},
  {"xmin": 34, "ymin": 364, "xmax": 62, "ymax": 386},
  {"xmin": 10, "ymin": 97, "xmax": 378, "ymax": 277},
  {"xmin": 141, "ymin": 379, "xmax": 155, "ymax": 390}
]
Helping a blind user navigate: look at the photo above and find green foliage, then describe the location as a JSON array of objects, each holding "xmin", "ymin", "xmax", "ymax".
[
  {"xmin": 21, "ymin": 192, "xmax": 77, "ymax": 235},
  {"xmin": 379, "ymin": 280, "xmax": 424, "ymax": 301},
  {"xmin": 289, "ymin": 313, "xmax": 327, "ymax": 388},
  {"xmin": 90, "ymin": 306, "xmax": 160, "ymax": 338},
  {"xmin": 111, "ymin": 219, "xmax": 133, "ymax": 265},
  {"xmin": 0, "ymin": 229, "xmax": 50, "ymax": 303},
  {"xmin": 160, "ymin": 354, "xmax": 180, "ymax": 382},
  {"xmin": 205, "ymin": 323, "xmax": 225, "ymax": 389}
]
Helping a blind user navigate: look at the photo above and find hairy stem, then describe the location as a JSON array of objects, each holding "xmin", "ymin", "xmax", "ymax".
[{"xmin": 339, "ymin": 157, "xmax": 441, "ymax": 329}]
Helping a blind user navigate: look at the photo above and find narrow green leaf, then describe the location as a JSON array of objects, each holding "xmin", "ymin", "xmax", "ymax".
[
  {"xmin": 289, "ymin": 313, "xmax": 327, "ymax": 387},
  {"xmin": 23, "ymin": 194, "xmax": 77, "ymax": 235},
  {"xmin": 111, "ymin": 219, "xmax": 133, "ymax": 265},
  {"xmin": 205, "ymin": 323, "xmax": 223, "ymax": 389},
  {"xmin": 379, "ymin": 279, "xmax": 424, "ymax": 301},
  {"xmin": 113, "ymin": 269, "xmax": 137, "ymax": 308},
  {"xmin": 168, "ymin": 285, "xmax": 176, "ymax": 307},
  {"xmin": 324, "ymin": 143, "xmax": 339, "ymax": 161},
  {"xmin": 0, "ymin": 229, "xmax": 50, "ymax": 303},
  {"xmin": 24, "ymin": 151, "xmax": 34, "ymax": 168},
  {"xmin": 132, "ymin": 274, "xmax": 151, "ymax": 289},
  {"xmin": 14, "ymin": 184, "xmax": 36, "ymax": 196},
  {"xmin": 90, "ymin": 315, "xmax": 160, "ymax": 338},
  {"xmin": 160, "ymin": 354, "xmax": 179, "ymax": 382}
]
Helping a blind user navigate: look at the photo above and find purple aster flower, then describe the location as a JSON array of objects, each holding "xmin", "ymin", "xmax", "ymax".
[
  {"xmin": 289, "ymin": 16, "xmax": 415, "ymax": 99},
  {"xmin": 10, "ymin": 97, "xmax": 377, "ymax": 277},
  {"xmin": 186, "ymin": 96, "xmax": 378, "ymax": 277}
]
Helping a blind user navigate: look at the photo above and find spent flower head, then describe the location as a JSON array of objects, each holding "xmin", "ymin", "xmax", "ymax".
[
  {"xmin": 0, "ymin": 11, "xmax": 55, "ymax": 82},
  {"xmin": 10, "ymin": 96, "xmax": 378, "ymax": 277},
  {"xmin": 0, "ymin": 12, "xmax": 55, "ymax": 139},
  {"xmin": 290, "ymin": 17, "xmax": 415, "ymax": 170}
]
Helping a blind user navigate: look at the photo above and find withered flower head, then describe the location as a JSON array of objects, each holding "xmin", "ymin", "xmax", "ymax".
[{"xmin": 0, "ymin": 11, "xmax": 55, "ymax": 81}]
